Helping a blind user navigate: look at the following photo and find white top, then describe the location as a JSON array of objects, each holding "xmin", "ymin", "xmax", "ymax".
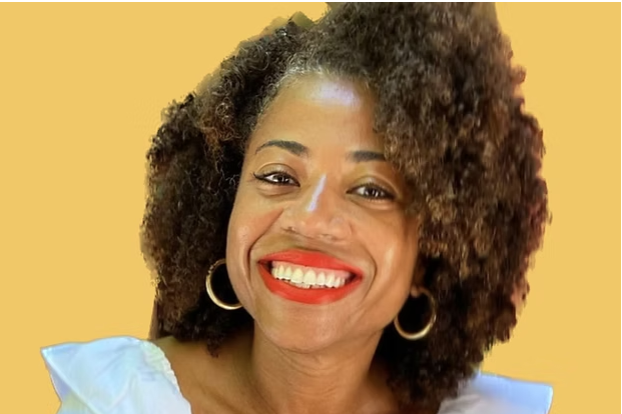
[{"xmin": 41, "ymin": 336, "xmax": 553, "ymax": 414}]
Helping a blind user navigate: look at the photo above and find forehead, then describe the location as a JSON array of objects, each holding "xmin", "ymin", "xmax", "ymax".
[
  {"xmin": 281, "ymin": 74, "xmax": 369, "ymax": 108},
  {"xmin": 249, "ymin": 73, "xmax": 381, "ymax": 150}
]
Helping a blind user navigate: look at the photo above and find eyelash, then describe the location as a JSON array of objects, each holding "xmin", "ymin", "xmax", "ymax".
[
  {"xmin": 253, "ymin": 171, "xmax": 298, "ymax": 186},
  {"xmin": 252, "ymin": 171, "xmax": 395, "ymax": 201},
  {"xmin": 350, "ymin": 185, "xmax": 395, "ymax": 201}
]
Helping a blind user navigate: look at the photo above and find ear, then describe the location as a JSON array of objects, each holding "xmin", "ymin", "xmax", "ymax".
[
  {"xmin": 409, "ymin": 256, "xmax": 426, "ymax": 298},
  {"xmin": 511, "ymin": 278, "xmax": 530, "ymax": 316}
]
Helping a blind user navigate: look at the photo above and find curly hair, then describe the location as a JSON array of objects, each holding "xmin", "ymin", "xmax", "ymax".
[{"xmin": 141, "ymin": 3, "xmax": 549, "ymax": 410}]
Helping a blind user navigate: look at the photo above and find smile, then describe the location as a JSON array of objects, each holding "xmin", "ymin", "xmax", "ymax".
[
  {"xmin": 270, "ymin": 261, "xmax": 352, "ymax": 289},
  {"xmin": 258, "ymin": 249, "xmax": 363, "ymax": 304}
]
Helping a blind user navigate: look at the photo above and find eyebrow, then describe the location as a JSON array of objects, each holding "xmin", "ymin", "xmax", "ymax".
[
  {"xmin": 255, "ymin": 139, "xmax": 386, "ymax": 163},
  {"xmin": 255, "ymin": 140, "xmax": 308, "ymax": 157},
  {"xmin": 347, "ymin": 150, "xmax": 386, "ymax": 163}
]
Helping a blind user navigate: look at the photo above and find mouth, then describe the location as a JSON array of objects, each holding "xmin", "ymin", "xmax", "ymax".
[
  {"xmin": 257, "ymin": 250, "xmax": 363, "ymax": 305},
  {"xmin": 268, "ymin": 260, "xmax": 356, "ymax": 288}
]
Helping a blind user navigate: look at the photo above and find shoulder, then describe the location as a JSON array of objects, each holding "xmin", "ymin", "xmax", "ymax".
[
  {"xmin": 439, "ymin": 371, "xmax": 554, "ymax": 414},
  {"xmin": 41, "ymin": 336, "xmax": 191, "ymax": 414}
]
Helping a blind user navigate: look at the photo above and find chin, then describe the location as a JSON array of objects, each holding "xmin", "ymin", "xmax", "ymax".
[{"xmin": 255, "ymin": 316, "xmax": 345, "ymax": 354}]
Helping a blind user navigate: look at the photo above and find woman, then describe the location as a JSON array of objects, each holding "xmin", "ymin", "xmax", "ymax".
[{"xmin": 41, "ymin": 4, "xmax": 552, "ymax": 413}]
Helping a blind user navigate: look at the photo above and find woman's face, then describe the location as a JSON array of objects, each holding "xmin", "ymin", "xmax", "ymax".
[{"xmin": 226, "ymin": 74, "xmax": 421, "ymax": 352}]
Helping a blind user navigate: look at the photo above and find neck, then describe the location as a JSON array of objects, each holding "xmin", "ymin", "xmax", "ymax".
[{"xmin": 238, "ymin": 326, "xmax": 394, "ymax": 414}]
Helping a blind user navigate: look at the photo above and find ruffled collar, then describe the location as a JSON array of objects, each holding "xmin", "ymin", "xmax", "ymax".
[{"xmin": 41, "ymin": 336, "xmax": 553, "ymax": 414}]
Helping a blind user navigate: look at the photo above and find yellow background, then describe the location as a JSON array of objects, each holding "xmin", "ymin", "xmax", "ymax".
[{"xmin": 0, "ymin": 3, "xmax": 619, "ymax": 413}]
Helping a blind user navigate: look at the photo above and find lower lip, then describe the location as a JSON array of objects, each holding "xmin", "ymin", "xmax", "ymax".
[{"xmin": 258, "ymin": 264, "xmax": 362, "ymax": 305}]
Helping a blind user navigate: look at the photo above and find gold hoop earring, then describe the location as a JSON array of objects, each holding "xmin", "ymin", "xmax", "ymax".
[
  {"xmin": 393, "ymin": 287, "xmax": 437, "ymax": 341},
  {"xmin": 205, "ymin": 258, "xmax": 242, "ymax": 310}
]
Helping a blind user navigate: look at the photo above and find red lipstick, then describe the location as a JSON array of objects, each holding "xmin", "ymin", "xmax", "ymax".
[{"xmin": 258, "ymin": 249, "xmax": 363, "ymax": 305}]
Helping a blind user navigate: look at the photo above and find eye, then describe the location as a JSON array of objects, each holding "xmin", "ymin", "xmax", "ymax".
[
  {"xmin": 253, "ymin": 171, "xmax": 299, "ymax": 186},
  {"xmin": 349, "ymin": 184, "xmax": 395, "ymax": 201}
]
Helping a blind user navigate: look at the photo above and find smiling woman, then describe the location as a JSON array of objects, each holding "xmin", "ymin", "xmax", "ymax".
[
  {"xmin": 40, "ymin": 3, "xmax": 552, "ymax": 414},
  {"xmin": 226, "ymin": 75, "xmax": 421, "ymax": 357}
]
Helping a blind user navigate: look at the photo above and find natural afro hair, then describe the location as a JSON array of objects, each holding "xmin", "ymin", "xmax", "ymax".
[{"xmin": 141, "ymin": 3, "xmax": 549, "ymax": 410}]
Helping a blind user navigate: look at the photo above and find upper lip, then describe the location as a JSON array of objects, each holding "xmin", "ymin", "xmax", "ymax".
[{"xmin": 258, "ymin": 249, "xmax": 364, "ymax": 278}]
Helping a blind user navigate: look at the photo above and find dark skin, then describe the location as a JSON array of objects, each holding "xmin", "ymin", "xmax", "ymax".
[
  {"xmin": 155, "ymin": 331, "xmax": 406, "ymax": 414},
  {"xmin": 153, "ymin": 74, "xmax": 439, "ymax": 414}
]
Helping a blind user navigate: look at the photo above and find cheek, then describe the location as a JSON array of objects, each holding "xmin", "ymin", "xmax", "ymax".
[
  {"xmin": 354, "ymin": 220, "xmax": 418, "ymax": 327},
  {"xmin": 226, "ymin": 186, "xmax": 282, "ymax": 295},
  {"xmin": 364, "ymin": 215, "xmax": 419, "ymax": 292},
  {"xmin": 379, "ymin": 237, "xmax": 417, "ymax": 291}
]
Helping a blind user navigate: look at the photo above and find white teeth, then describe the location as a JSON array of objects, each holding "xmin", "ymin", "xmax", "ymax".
[
  {"xmin": 326, "ymin": 273, "xmax": 335, "ymax": 288},
  {"xmin": 269, "ymin": 263, "xmax": 351, "ymax": 288},
  {"xmin": 303, "ymin": 270, "xmax": 316, "ymax": 285},
  {"xmin": 292, "ymin": 269, "xmax": 304, "ymax": 283}
]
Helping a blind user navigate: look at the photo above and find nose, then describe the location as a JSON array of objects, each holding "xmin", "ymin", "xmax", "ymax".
[{"xmin": 280, "ymin": 175, "xmax": 352, "ymax": 242}]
